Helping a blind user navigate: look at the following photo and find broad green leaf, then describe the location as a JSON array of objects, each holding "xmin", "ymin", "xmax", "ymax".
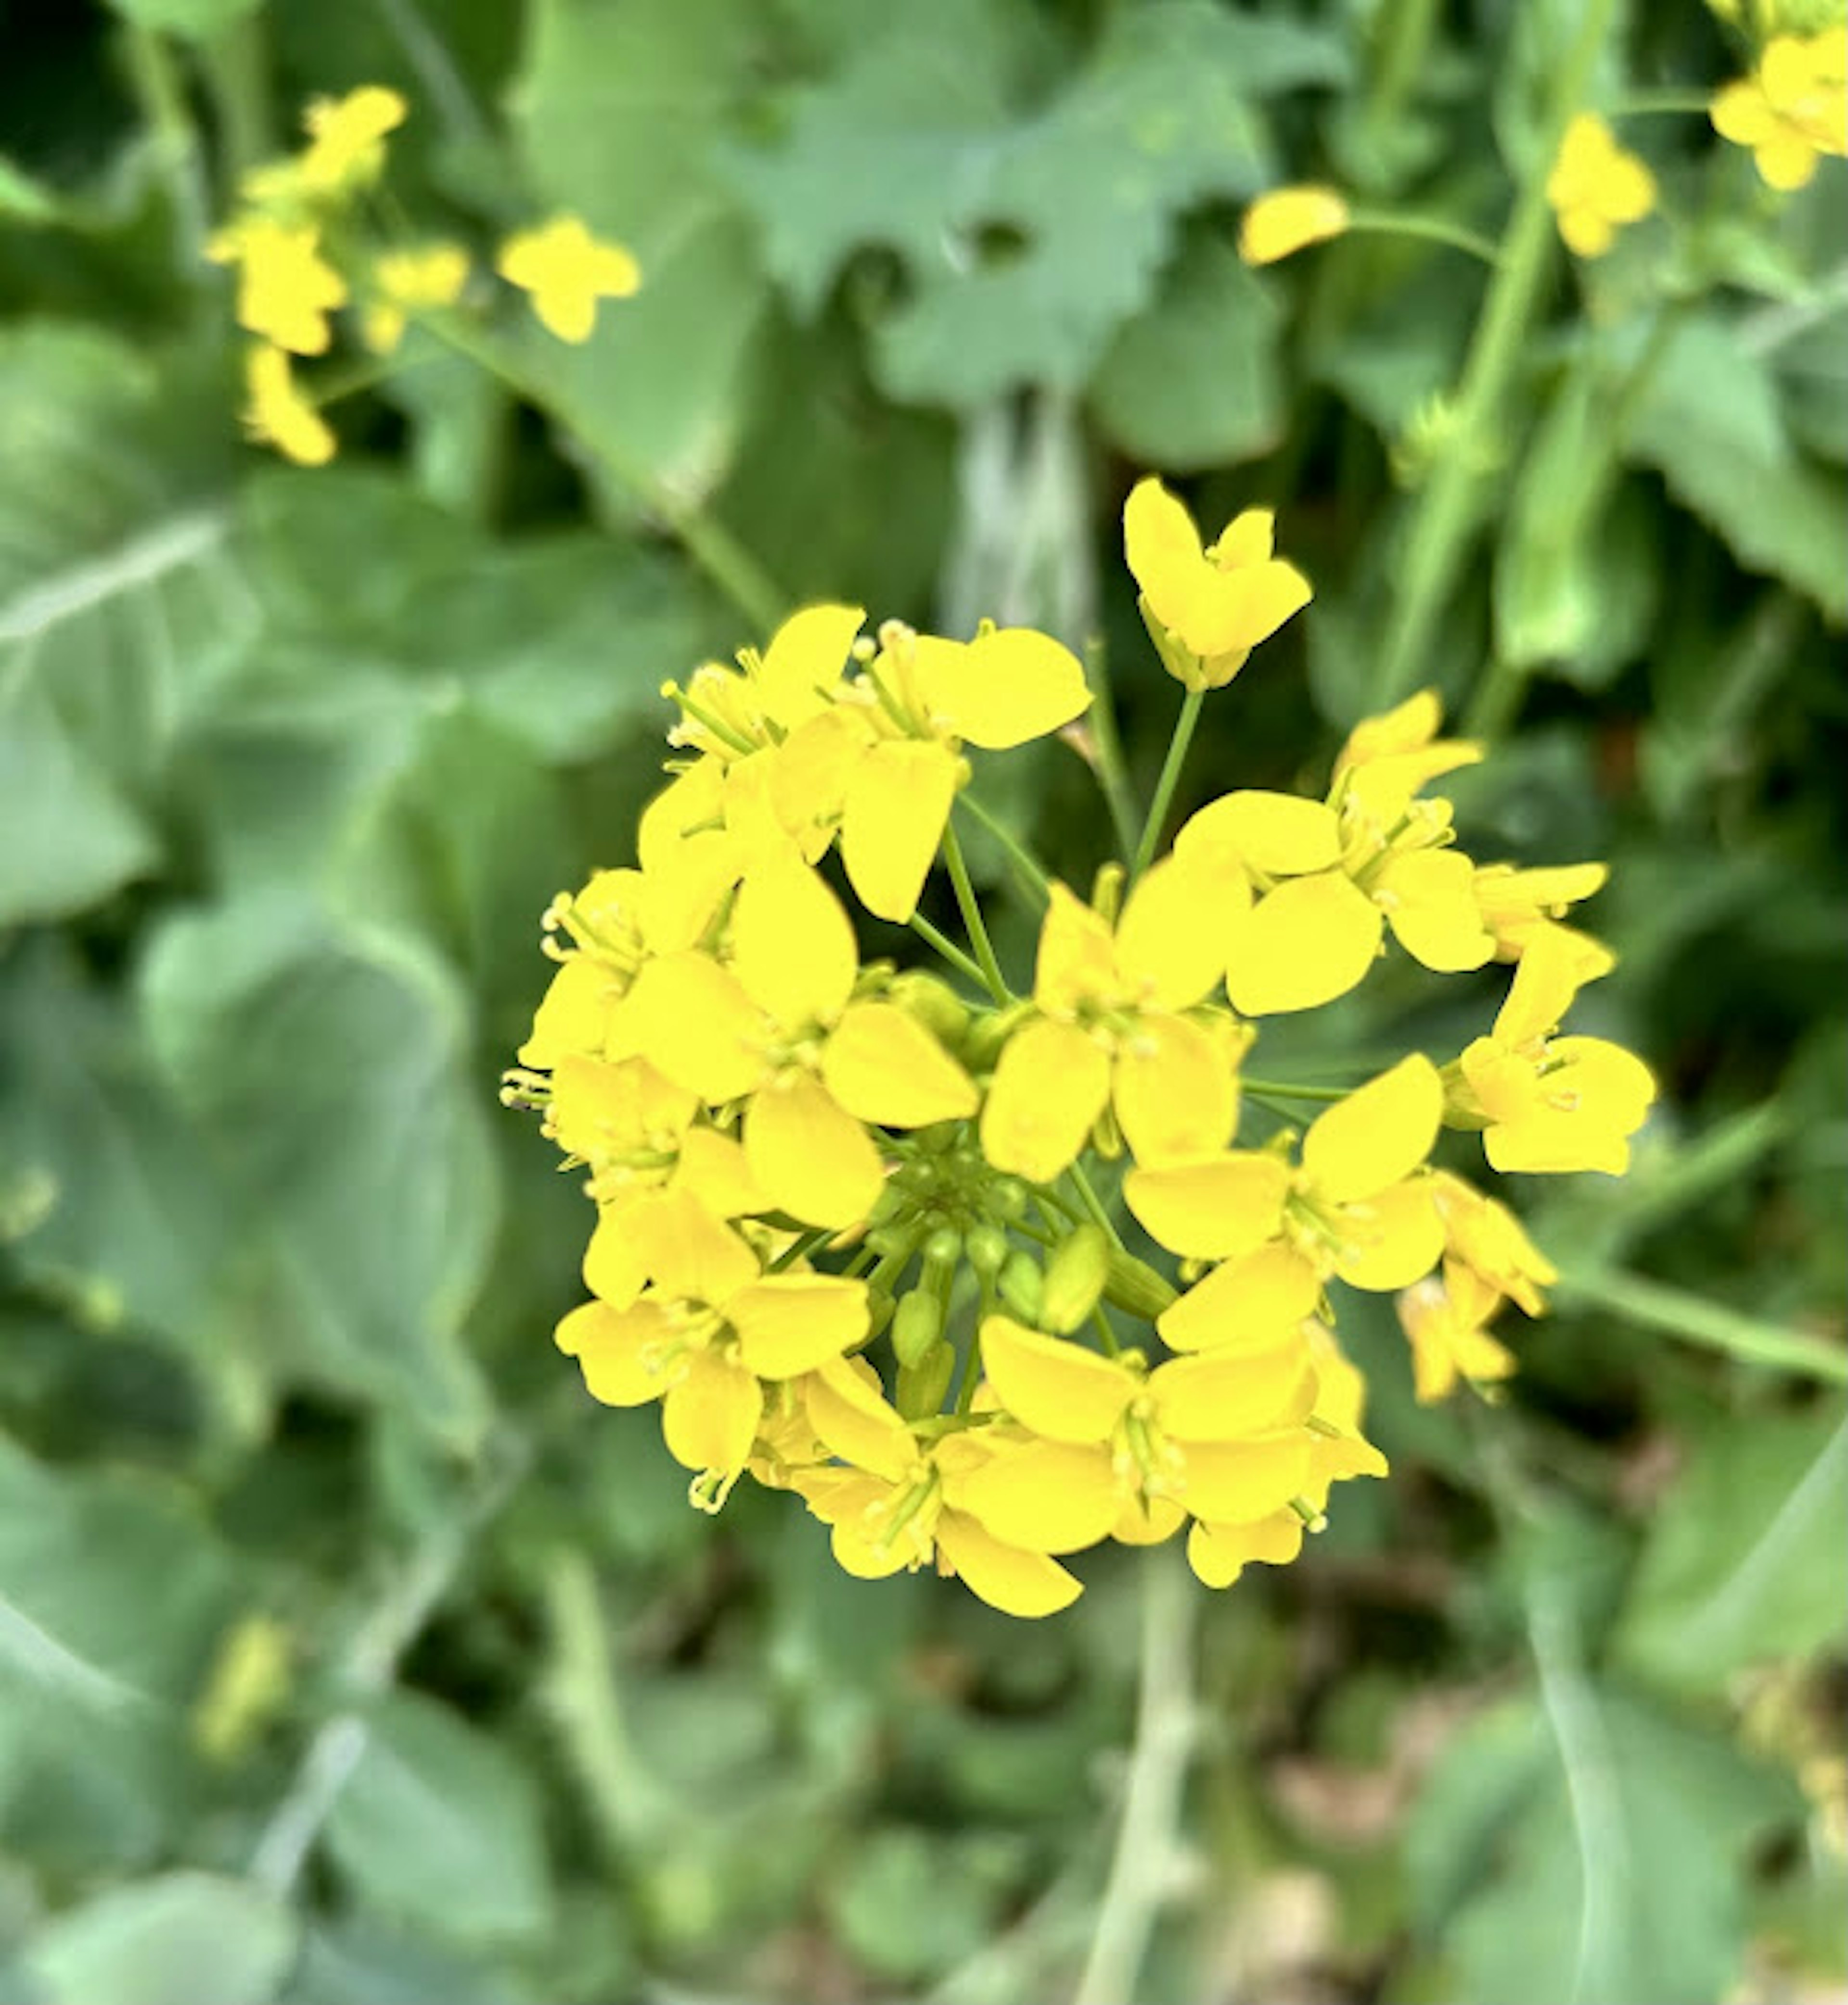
[
  {"xmin": 17, "ymin": 1872, "xmax": 296, "ymax": 2005},
  {"xmin": 324, "ymin": 1692, "xmax": 554, "ymax": 1946},
  {"xmin": 822, "ymin": 1825, "xmax": 1023, "ymax": 1983},
  {"xmin": 0, "ymin": 324, "xmax": 242, "ymax": 921},
  {"xmin": 286, "ymin": 1920, "xmax": 541, "ymax": 2005},
  {"xmin": 731, "ymin": 0, "xmax": 1319, "ymax": 405},
  {"xmin": 1089, "ymin": 232, "xmax": 1286, "ymax": 472},
  {"xmin": 1615, "ymin": 1409, "xmax": 1848, "ymax": 1694},
  {"xmin": 139, "ymin": 890, "xmax": 496, "ymax": 1442},
  {"xmin": 1409, "ymin": 1687, "xmax": 1795, "ymax": 2005},
  {"xmin": 1623, "ymin": 315, "xmax": 1848, "ymax": 622}
]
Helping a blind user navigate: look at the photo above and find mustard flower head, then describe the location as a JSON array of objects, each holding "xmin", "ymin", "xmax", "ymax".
[
  {"xmin": 497, "ymin": 215, "xmax": 642, "ymax": 343},
  {"xmin": 1238, "ymin": 185, "xmax": 1351, "ymax": 266},
  {"xmin": 1711, "ymin": 28, "xmax": 1848, "ymax": 188},
  {"xmin": 1547, "ymin": 114, "xmax": 1658, "ymax": 257},
  {"xmin": 508, "ymin": 488, "xmax": 1651, "ymax": 1617},
  {"xmin": 241, "ymin": 345, "xmax": 335, "ymax": 467}
]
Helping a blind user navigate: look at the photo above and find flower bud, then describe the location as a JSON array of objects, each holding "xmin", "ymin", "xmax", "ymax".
[
  {"xmin": 998, "ymin": 1250, "xmax": 1044, "ymax": 1325},
  {"xmin": 888, "ymin": 970, "xmax": 970, "ymax": 1050},
  {"xmin": 962, "ymin": 1000, "xmax": 1035, "ymax": 1071},
  {"xmin": 1041, "ymin": 1223, "xmax": 1111, "ymax": 1334},
  {"xmin": 897, "ymin": 1341, "xmax": 955, "ymax": 1419},
  {"xmin": 965, "ymin": 1222, "xmax": 1010, "ymax": 1278},
  {"xmin": 892, "ymin": 1289, "xmax": 944, "ymax": 1368},
  {"xmin": 1103, "ymin": 1248, "xmax": 1180, "ymax": 1321}
]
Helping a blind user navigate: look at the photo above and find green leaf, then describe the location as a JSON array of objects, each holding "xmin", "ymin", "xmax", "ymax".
[
  {"xmin": 822, "ymin": 1825, "xmax": 1022, "ymax": 1983},
  {"xmin": 732, "ymin": 0, "xmax": 1316, "ymax": 405},
  {"xmin": 510, "ymin": 0, "xmax": 776, "ymax": 498},
  {"xmin": 103, "ymin": 0, "xmax": 261, "ymax": 35},
  {"xmin": 0, "ymin": 324, "xmax": 240, "ymax": 921},
  {"xmin": 1409, "ymin": 1687, "xmax": 1795, "ymax": 2005},
  {"xmin": 324, "ymin": 1692, "xmax": 555, "ymax": 1946},
  {"xmin": 1088, "ymin": 232, "xmax": 1286, "ymax": 472},
  {"xmin": 1623, "ymin": 315, "xmax": 1848, "ymax": 622},
  {"xmin": 139, "ymin": 891, "xmax": 496, "ymax": 1442},
  {"xmin": 15, "ymin": 1872, "xmax": 296, "ymax": 2005},
  {"xmin": 1614, "ymin": 1409, "xmax": 1848, "ymax": 1695}
]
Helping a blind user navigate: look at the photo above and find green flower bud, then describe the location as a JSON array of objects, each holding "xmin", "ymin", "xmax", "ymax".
[
  {"xmin": 1103, "ymin": 1248, "xmax": 1180, "ymax": 1321},
  {"xmin": 998, "ymin": 1249, "xmax": 1044, "ymax": 1325},
  {"xmin": 865, "ymin": 1289, "xmax": 897, "ymax": 1340},
  {"xmin": 923, "ymin": 1226, "xmax": 963, "ymax": 1274},
  {"xmin": 965, "ymin": 1222, "xmax": 1010, "ymax": 1278},
  {"xmin": 892, "ymin": 1289, "xmax": 944, "ymax": 1368},
  {"xmin": 963, "ymin": 999, "xmax": 1035, "ymax": 1071},
  {"xmin": 889, "ymin": 971, "xmax": 971, "ymax": 1050},
  {"xmin": 896, "ymin": 1341, "xmax": 955, "ymax": 1419},
  {"xmin": 1041, "ymin": 1222, "xmax": 1111, "ymax": 1334}
]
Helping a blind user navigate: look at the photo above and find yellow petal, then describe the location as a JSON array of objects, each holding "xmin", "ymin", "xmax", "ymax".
[
  {"xmin": 979, "ymin": 1017, "xmax": 1111, "ymax": 1184},
  {"xmin": 806, "ymin": 1356, "xmax": 916, "ymax": 1480},
  {"xmin": 978, "ymin": 1315, "xmax": 1132, "ymax": 1444},
  {"xmin": 919, "ymin": 626, "xmax": 1091, "ymax": 749},
  {"xmin": 731, "ymin": 852, "xmax": 857, "ymax": 1029},
  {"xmin": 1181, "ymin": 1433, "xmax": 1313, "ymax": 1523},
  {"xmin": 729, "ymin": 1275, "xmax": 869, "ymax": 1378},
  {"xmin": 1124, "ymin": 477, "xmax": 1209, "ymax": 638},
  {"xmin": 951, "ymin": 1439, "xmax": 1121, "ymax": 1553},
  {"xmin": 555, "ymin": 1300, "xmax": 667, "ymax": 1406},
  {"xmin": 1492, "ymin": 925, "xmax": 1590, "ymax": 1047},
  {"xmin": 519, "ymin": 956, "xmax": 622, "ymax": 1068},
  {"xmin": 1151, "ymin": 1337, "xmax": 1318, "ymax": 1441},
  {"xmin": 744, "ymin": 1073, "xmax": 885, "ymax": 1229},
  {"xmin": 1156, "ymin": 1242, "xmax": 1320, "ymax": 1353},
  {"xmin": 1113, "ymin": 1493, "xmax": 1187, "ymax": 1545},
  {"xmin": 1180, "ymin": 558, "xmax": 1313, "ymax": 660},
  {"xmin": 583, "ymin": 1201, "xmax": 652, "ymax": 1309},
  {"xmin": 840, "ymin": 738, "xmax": 960, "ymax": 922},
  {"xmin": 661, "ymin": 1351, "xmax": 762, "ymax": 1475},
  {"xmin": 1187, "ymin": 1511, "xmax": 1303, "ymax": 1587},
  {"xmin": 1175, "ymin": 790, "xmax": 1342, "ymax": 877},
  {"xmin": 1223, "ymin": 872, "xmax": 1383, "ymax": 1015},
  {"xmin": 1332, "ymin": 1177, "xmax": 1445, "ymax": 1291},
  {"xmin": 1123, "ymin": 1151, "xmax": 1290, "ymax": 1261},
  {"xmin": 1112, "ymin": 1013, "xmax": 1238, "ymax": 1168},
  {"xmin": 1374, "ymin": 850, "xmax": 1496, "ymax": 972},
  {"xmin": 1033, "ymin": 882, "xmax": 1119, "ymax": 1013},
  {"xmin": 755, "ymin": 602, "xmax": 864, "ymax": 726},
  {"xmin": 1302, "ymin": 1054, "xmax": 1442, "ymax": 1205},
  {"xmin": 822, "ymin": 1000, "xmax": 978, "ymax": 1128},
  {"xmin": 935, "ymin": 1510, "xmax": 1083, "ymax": 1617},
  {"xmin": 625, "ymin": 1186, "xmax": 759, "ymax": 1305},
  {"xmin": 768, "ymin": 707, "xmax": 872, "ymax": 856},
  {"xmin": 672, "ymin": 1126, "xmax": 768, "ymax": 1219},
  {"xmin": 1213, "ymin": 508, "xmax": 1275, "ymax": 566},
  {"xmin": 1115, "ymin": 856, "xmax": 1224, "ymax": 1009},
  {"xmin": 621, "ymin": 952, "xmax": 764, "ymax": 1103},
  {"xmin": 1238, "ymin": 184, "xmax": 1350, "ymax": 265}
]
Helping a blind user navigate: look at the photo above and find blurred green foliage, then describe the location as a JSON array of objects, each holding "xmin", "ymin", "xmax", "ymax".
[{"xmin": 1, "ymin": 1, "xmax": 1844, "ymax": 2001}]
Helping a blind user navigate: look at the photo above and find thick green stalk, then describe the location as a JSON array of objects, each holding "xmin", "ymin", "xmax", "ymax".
[
  {"xmin": 1554, "ymin": 1265, "xmax": 1848, "ymax": 1385},
  {"xmin": 1373, "ymin": 0, "xmax": 1620, "ymax": 706}
]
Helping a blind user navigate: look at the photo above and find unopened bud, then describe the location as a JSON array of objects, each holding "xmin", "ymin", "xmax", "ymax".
[
  {"xmin": 1042, "ymin": 1223, "xmax": 1111, "ymax": 1334},
  {"xmin": 998, "ymin": 1250, "xmax": 1044, "ymax": 1325},
  {"xmin": 962, "ymin": 1000, "xmax": 1034, "ymax": 1071},
  {"xmin": 888, "ymin": 971, "xmax": 970, "ymax": 1049},
  {"xmin": 892, "ymin": 1290, "xmax": 944, "ymax": 1368},
  {"xmin": 896, "ymin": 1341, "xmax": 956, "ymax": 1419},
  {"xmin": 1103, "ymin": 1249, "xmax": 1180, "ymax": 1321},
  {"xmin": 965, "ymin": 1223, "xmax": 1010, "ymax": 1278}
]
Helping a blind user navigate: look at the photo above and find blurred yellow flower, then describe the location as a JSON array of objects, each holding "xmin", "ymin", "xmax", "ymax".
[
  {"xmin": 297, "ymin": 84, "xmax": 408, "ymax": 192},
  {"xmin": 1238, "ymin": 184, "xmax": 1350, "ymax": 265},
  {"xmin": 1397, "ymin": 1261, "xmax": 1518, "ymax": 1402},
  {"xmin": 498, "ymin": 214, "xmax": 642, "ymax": 342},
  {"xmin": 1711, "ymin": 28, "xmax": 1848, "ymax": 188},
  {"xmin": 208, "ymin": 219, "xmax": 347, "ymax": 355},
  {"xmin": 1546, "ymin": 113, "xmax": 1657, "ymax": 256},
  {"xmin": 363, "ymin": 243, "xmax": 470, "ymax": 353},
  {"xmin": 241, "ymin": 345, "xmax": 335, "ymax": 466}
]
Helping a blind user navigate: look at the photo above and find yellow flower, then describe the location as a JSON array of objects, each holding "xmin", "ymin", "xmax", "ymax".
[
  {"xmin": 241, "ymin": 345, "xmax": 336, "ymax": 466},
  {"xmin": 296, "ymin": 85, "xmax": 408, "ymax": 193},
  {"xmin": 1123, "ymin": 478, "xmax": 1311, "ymax": 687},
  {"xmin": 1451, "ymin": 928, "xmax": 1656, "ymax": 1173},
  {"xmin": 1397, "ymin": 1261, "xmax": 1518, "ymax": 1403},
  {"xmin": 979, "ymin": 867, "xmax": 1238, "ymax": 1184},
  {"xmin": 664, "ymin": 605, "xmax": 1091, "ymax": 923},
  {"xmin": 1712, "ymin": 29, "xmax": 1848, "ymax": 189},
  {"xmin": 556, "ymin": 1188, "xmax": 868, "ymax": 1495},
  {"xmin": 363, "ymin": 243, "xmax": 469, "ymax": 353},
  {"xmin": 1170, "ymin": 694, "xmax": 1493, "ymax": 1018},
  {"xmin": 1546, "ymin": 114, "xmax": 1657, "ymax": 257},
  {"xmin": 619, "ymin": 850, "xmax": 977, "ymax": 1226},
  {"xmin": 1238, "ymin": 185, "xmax": 1350, "ymax": 266},
  {"xmin": 497, "ymin": 215, "xmax": 642, "ymax": 342},
  {"xmin": 209, "ymin": 219, "xmax": 348, "ymax": 356},
  {"xmin": 1474, "ymin": 860, "xmax": 1613, "ymax": 974},
  {"xmin": 1126, "ymin": 1054, "xmax": 1446, "ymax": 1290},
  {"xmin": 1429, "ymin": 1171, "xmax": 1557, "ymax": 1315}
]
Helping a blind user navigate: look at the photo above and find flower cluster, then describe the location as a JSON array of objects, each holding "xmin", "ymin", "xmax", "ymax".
[
  {"xmin": 508, "ymin": 477, "xmax": 1655, "ymax": 1617},
  {"xmin": 206, "ymin": 86, "xmax": 639, "ymax": 466},
  {"xmin": 1712, "ymin": 26, "xmax": 1848, "ymax": 188}
]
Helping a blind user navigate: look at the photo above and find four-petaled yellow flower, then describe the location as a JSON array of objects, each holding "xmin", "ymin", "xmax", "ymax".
[
  {"xmin": 1124, "ymin": 478, "xmax": 1311, "ymax": 688},
  {"xmin": 1547, "ymin": 114, "xmax": 1658, "ymax": 256},
  {"xmin": 1238, "ymin": 185, "xmax": 1351, "ymax": 266},
  {"xmin": 498, "ymin": 215, "xmax": 642, "ymax": 342},
  {"xmin": 1397, "ymin": 1261, "xmax": 1518, "ymax": 1403},
  {"xmin": 1711, "ymin": 28, "xmax": 1848, "ymax": 189},
  {"xmin": 208, "ymin": 219, "xmax": 348, "ymax": 356}
]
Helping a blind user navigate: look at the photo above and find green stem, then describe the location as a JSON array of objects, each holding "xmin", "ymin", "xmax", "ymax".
[
  {"xmin": 420, "ymin": 314, "xmax": 785, "ymax": 633},
  {"xmin": 1373, "ymin": 0, "xmax": 1619, "ymax": 706},
  {"xmin": 1067, "ymin": 1165, "xmax": 1124, "ymax": 1251},
  {"xmin": 197, "ymin": 10, "xmax": 273, "ymax": 194},
  {"xmin": 1072, "ymin": 1546, "xmax": 1199, "ymax": 2005},
  {"xmin": 1082, "ymin": 637, "xmax": 1143, "ymax": 865},
  {"xmin": 1241, "ymin": 1075, "xmax": 1351, "ymax": 1103},
  {"xmin": 942, "ymin": 819, "xmax": 1011, "ymax": 1005},
  {"xmin": 1131, "ymin": 688, "xmax": 1203, "ymax": 882},
  {"xmin": 1554, "ymin": 1264, "xmax": 1848, "ymax": 1385},
  {"xmin": 1366, "ymin": 0, "xmax": 1442, "ymax": 143},
  {"xmin": 957, "ymin": 792, "xmax": 1052, "ymax": 900},
  {"xmin": 1610, "ymin": 87, "xmax": 1715, "ymax": 116},
  {"xmin": 123, "ymin": 23, "xmax": 209, "ymax": 257},
  {"xmin": 908, "ymin": 911, "xmax": 990, "ymax": 994},
  {"xmin": 1345, "ymin": 212, "xmax": 1503, "ymax": 267}
]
